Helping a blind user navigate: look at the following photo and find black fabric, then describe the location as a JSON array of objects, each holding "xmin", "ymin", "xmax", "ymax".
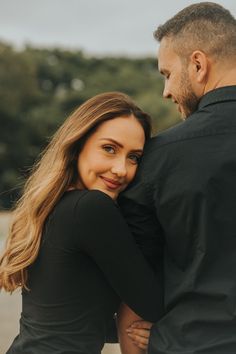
[
  {"xmin": 119, "ymin": 86, "xmax": 236, "ymax": 354},
  {"xmin": 7, "ymin": 189, "xmax": 163, "ymax": 354}
]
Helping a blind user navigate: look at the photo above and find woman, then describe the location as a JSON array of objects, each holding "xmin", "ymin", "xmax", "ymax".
[{"xmin": 0, "ymin": 92, "xmax": 161, "ymax": 354}]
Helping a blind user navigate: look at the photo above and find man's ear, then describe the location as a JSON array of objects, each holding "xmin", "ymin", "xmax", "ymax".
[{"xmin": 190, "ymin": 50, "xmax": 208, "ymax": 83}]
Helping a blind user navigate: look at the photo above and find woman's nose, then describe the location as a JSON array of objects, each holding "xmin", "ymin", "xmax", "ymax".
[{"xmin": 111, "ymin": 160, "xmax": 127, "ymax": 177}]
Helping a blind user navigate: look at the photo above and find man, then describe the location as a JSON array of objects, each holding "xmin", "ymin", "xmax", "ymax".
[{"xmin": 119, "ymin": 2, "xmax": 236, "ymax": 353}]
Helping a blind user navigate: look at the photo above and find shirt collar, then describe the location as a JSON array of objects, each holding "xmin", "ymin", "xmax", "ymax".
[{"xmin": 198, "ymin": 85, "xmax": 236, "ymax": 110}]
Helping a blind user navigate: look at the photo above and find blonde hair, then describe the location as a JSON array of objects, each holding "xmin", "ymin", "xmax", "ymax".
[{"xmin": 0, "ymin": 92, "xmax": 151, "ymax": 292}]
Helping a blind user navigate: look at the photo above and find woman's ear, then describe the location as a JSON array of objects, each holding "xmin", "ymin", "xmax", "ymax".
[{"xmin": 190, "ymin": 50, "xmax": 208, "ymax": 83}]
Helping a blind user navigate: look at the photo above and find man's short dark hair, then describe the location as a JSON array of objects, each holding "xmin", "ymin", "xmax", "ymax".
[{"xmin": 154, "ymin": 2, "xmax": 236, "ymax": 60}]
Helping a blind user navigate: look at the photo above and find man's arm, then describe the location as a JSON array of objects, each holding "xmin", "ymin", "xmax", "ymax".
[
  {"xmin": 118, "ymin": 151, "xmax": 165, "ymax": 350},
  {"xmin": 118, "ymin": 169, "xmax": 165, "ymax": 278}
]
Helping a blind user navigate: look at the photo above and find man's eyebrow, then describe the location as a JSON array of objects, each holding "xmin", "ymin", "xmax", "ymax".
[{"xmin": 99, "ymin": 138, "xmax": 143, "ymax": 152}]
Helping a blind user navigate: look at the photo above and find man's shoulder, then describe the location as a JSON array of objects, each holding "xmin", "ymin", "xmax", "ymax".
[
  {"xmin": 146, "ymin": 108, "xmax": 208, "ymax": 154},
  {"xmin": 146, "ymin": 119, "xmax": 187, "ymax": 152}
]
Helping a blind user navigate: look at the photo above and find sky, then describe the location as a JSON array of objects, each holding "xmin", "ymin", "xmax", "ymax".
[{"xmin": 1, "ymin": 0, "xmax": 236, "ymax": 57}]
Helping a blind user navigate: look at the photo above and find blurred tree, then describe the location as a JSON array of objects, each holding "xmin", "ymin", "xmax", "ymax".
[
  {"xmin": 0, "ymin": 42, "xmax": 41, "ymax": 208},
  {"xmin": 0, "ymin": 42, "xmax": 181, "ymax": 209}
]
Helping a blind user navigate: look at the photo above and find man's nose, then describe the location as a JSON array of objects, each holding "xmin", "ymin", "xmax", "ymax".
[{"xmin": 163, "ymin": 82, "xmax": 171, "ymax": 99}]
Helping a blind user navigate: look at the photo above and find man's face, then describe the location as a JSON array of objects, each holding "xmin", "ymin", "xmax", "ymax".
[{"xmin": 158, "ymin": 37, "xmax": 199, "ymax": 119}]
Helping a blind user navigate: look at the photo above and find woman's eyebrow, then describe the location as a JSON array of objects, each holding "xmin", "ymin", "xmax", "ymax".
[
  {"xmin": 99, "ymin": 138, "xmax": 143, "ymax": 153},
  {"xmin": 99, "ymin": 138, "xmax": 123, "ymax": 148}
]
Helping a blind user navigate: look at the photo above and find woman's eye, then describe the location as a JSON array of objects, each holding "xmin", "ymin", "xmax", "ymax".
[
  {"xmin": 103, "ymin": 145, "xmax": 116, "ymax": 154},
  {"xmin": 128, "ymin": 154, "xmax": 141, "ymax": 164}
]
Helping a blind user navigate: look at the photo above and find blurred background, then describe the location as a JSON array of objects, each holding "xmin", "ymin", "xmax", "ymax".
[{"xmin": 0, "ymin": 0, "xmax": 235, "ymax": 353}]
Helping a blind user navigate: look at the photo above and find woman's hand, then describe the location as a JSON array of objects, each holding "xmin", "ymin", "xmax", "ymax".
[
  {"xmin": 126, "ymin": 320, "xmax": 153, "ymax": 350},
  {"xmin": 117, "ymin": 303, "xmax": 153, "ymax": 354}
]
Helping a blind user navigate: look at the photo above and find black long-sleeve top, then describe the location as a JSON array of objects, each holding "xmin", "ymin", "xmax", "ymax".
[
  {"xmin": 119, "ymin": 86, "xmax": 236, "ymax": 354},
  {"xmin": 7, "ymin": 189, "xmax": 163, "ymax": 354}
]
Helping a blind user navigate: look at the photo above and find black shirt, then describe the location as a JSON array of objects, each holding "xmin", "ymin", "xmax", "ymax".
[
  {"xmin": 7, "ymin": 190, "xmax": 163, "ymax": 354},
  {"xmin": 119, "ymin": 86, "xmax": 236, "ymax": 354}
]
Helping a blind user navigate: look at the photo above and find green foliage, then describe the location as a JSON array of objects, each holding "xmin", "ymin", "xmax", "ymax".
[{"xmin": 0, "ymin": 41, "xmax": 181, "ymax": 209}]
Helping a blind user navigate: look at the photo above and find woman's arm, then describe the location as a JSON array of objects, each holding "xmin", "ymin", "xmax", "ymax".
[
  {"xmin": 117, "ymin": 303, "xmax": 153, "ymax": 354},
  {"xmin": 75, "ymin": 190, "xmax": 164, "ymax": 322}
]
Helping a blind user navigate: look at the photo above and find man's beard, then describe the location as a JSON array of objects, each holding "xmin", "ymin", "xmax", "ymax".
[{"xmin": 179, "ymin": 70, "xmax": 200, "ymax": 119}]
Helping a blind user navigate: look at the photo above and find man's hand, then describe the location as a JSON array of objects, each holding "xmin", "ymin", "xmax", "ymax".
[{"xmin": 126, "ymin": 320, "xmax": 153, "ymax": 350}]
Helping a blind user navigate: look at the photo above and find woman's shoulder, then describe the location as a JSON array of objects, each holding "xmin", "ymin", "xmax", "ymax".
[
  {"xmin": 64, "ymin": 188, "xmax": 112, "ymax": 201},
  {"xmin": 61, "ymin": 189, "xmax": 116, "ymax": 212},
  {"xmin": 51, "ymin": 189, "xmax": 117, "ymax": 226},
  {"xmin": 74, "ymin": 189, "xmax": 116, "ymax": 210},
  {"xmin": 66, "ymin": 189, "xmax": 120, "ymax": 227}
]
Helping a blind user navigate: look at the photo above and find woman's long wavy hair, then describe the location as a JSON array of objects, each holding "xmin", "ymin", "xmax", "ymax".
[{"xmin": 0, "ymin": 92, "xmax": 151, "ymax": 292}]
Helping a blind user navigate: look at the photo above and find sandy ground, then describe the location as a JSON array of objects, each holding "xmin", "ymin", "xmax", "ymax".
[
  {"xmin": 0, "ymin": 213, "xmax": 121, "ymax": 354},
  {"xmin": 0, "ymin": 290, "xmax": 21, "ymax": 354}
]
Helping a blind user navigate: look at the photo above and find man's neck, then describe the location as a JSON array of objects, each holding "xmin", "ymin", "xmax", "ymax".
[{"xmin": 203, "ymin": 64, "xmax": 236, "ymax": 95}]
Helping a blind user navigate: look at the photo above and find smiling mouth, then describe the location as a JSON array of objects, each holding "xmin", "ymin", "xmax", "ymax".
[{"xmin": 100, "ymin": 176, "xmax": 123, "ymax": 190}]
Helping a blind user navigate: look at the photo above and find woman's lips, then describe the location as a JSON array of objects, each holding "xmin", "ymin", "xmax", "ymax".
[{"xmin": 100, "ymin": 176, "xmax": 122, "ymax": 190}]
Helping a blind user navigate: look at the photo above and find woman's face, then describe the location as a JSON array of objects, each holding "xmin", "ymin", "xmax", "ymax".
[{"xmin": 76, "ymin": 115, "xmax": 145, "ymax": 200}]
